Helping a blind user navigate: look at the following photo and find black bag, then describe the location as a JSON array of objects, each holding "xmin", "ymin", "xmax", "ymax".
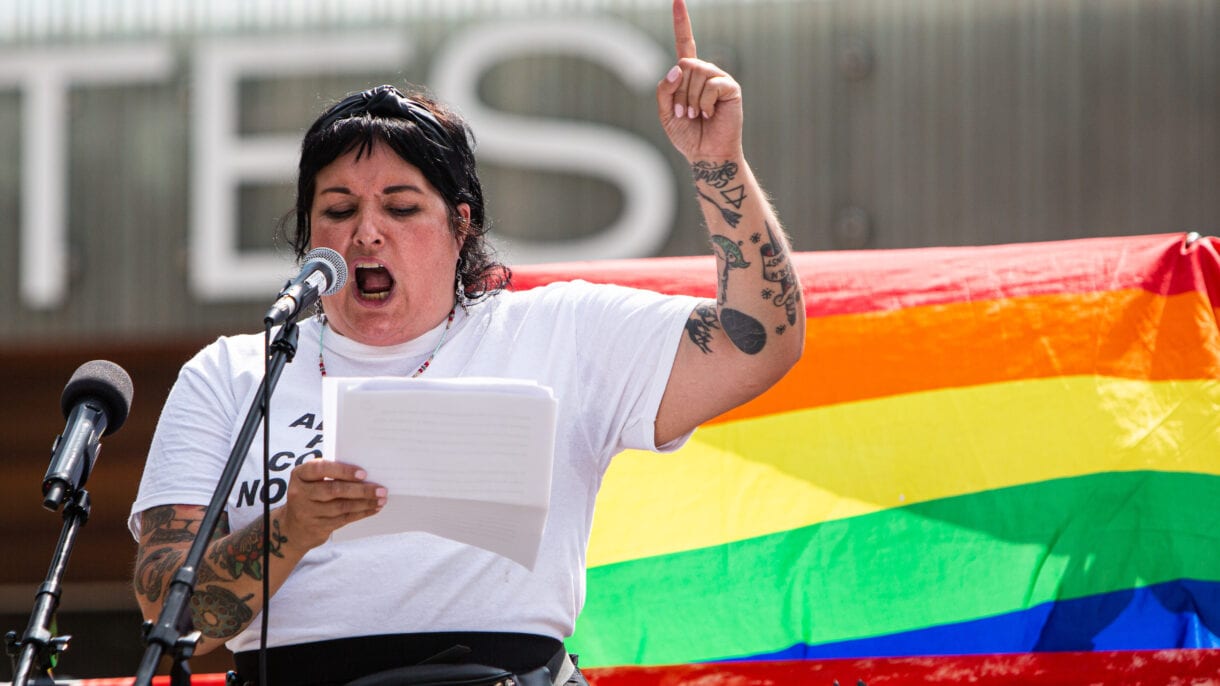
[
  {"xmin": 228, "ymin": 633, "xmax": 574, "ymax": 686},
  {"xmin": 343, "ymin": 661, "xmax": 554, "ymax": 686}
]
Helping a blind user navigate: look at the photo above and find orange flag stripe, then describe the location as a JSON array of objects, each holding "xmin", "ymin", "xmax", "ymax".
[{"xmin": 710, "ymin": 288, "xmax": 1220, "ymax": 426}]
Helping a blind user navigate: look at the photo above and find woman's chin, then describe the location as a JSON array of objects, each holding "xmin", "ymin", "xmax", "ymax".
[{"xmin": 327, "ymin": 302, "xmax": 407, "ymax": 345}]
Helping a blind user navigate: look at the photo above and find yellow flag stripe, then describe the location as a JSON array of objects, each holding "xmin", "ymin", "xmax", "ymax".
[{"xmin": 588, "ymin": 375, "xmax": 1220, "ymax": 567}]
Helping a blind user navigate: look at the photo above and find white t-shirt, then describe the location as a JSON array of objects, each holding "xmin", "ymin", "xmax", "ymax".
[{"xmin": 129, "ymin": 280, "xmax": 698, "ymax": 653}]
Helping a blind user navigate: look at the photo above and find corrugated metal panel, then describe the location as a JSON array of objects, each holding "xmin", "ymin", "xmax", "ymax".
[
  {"xmin": 830, "ymin": 0, "xmax": 1219, "ymax": 250},
  {"xmin": 0, "ymin": 0, "xmax": 1216, "ymax": 344},
  {"xmin": 0, "ymin": 0, "xmax": 789, "ymax": 43}
]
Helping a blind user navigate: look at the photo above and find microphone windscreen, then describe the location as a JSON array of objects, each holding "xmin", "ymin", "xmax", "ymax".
[
  {"xmin": 303, "ymin": 247, "xmax": 348, "ymax": 296},
  {"xmin": 60, "ymin": 360, "xmax": 134, "ymax": 435}
]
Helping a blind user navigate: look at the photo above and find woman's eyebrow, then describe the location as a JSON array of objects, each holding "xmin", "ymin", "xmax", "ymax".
[
  {"xmin": 317, "ymin": 184, "xmax": 424, "ymax": 196},
  {"xmin": 383, "ymin": 184, "xmax": 423, "ymax": 195}
]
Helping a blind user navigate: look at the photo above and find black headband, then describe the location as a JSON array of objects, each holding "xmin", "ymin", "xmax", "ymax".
[{"xmin": 317, "ymin": 85, "xmax": 454, "ymax": 152}]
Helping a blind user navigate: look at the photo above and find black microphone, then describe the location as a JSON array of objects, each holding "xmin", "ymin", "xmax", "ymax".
[
  {"xmin": 263, "ymin": 247, "xmax": 348, "ymax": 326},
  {"xmin": 42, "ymin": 360, "xmax": 134, "ymax": 511}
]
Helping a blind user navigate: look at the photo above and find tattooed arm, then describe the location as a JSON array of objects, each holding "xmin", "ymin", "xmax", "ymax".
[
  {"xmin": 653, "ymin": 0, "xmax": 805, "ymax": 446},
  {"xmin": 132, "ymin": 461, "xmax": 383, "ymax": 654},
  {"xmin": 134, "ymin": 506, "xmax": 280, "ymax": 654}
]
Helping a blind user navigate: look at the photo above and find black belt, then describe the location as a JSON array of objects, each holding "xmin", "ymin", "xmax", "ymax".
[{"xmin": 232, "ymin": 631, "xmax": 564, "ymax": 686}]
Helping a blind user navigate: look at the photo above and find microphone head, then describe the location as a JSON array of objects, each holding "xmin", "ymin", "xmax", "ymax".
[
  {"xmin": 303, "ymin": 247, "xmax": 348, "ymax": 296},
  {"xmin": 61, "ymin": 360, "xmax": 134, "ymax": 435}
]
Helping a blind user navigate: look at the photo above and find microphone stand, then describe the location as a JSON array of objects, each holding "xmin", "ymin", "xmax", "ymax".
[
  {"xmin": 133, "ymin": 320, "xmax": 300, "ymax": 686},
  {"xmin": 5, "ymin": 489, "xmax": 91, "ymax": 686}
]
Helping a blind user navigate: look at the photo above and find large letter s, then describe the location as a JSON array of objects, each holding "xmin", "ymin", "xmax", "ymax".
[{"xmin": 431, "ymin": 18, "xmax": 675, "ymax": 263}]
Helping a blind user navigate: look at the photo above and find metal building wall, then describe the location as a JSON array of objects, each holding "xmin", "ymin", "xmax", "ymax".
[
  {"xmin": 0, "ymin": 0, "xmax": 1217, "ymax": 344},
  {"xmin": 829, "ymin": 0, "xmax": 1218, "ymax": 250}
]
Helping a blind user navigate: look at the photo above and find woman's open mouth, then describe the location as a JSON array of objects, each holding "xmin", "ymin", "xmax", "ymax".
[{"xmin": 353, "ymin": 262, "xmax": 394, "ymax": 301}]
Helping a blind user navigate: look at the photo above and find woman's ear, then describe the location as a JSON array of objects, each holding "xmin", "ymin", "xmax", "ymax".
[{"xmin": 454, "ymin": 203, "xmax": 473, "ymax": 246}]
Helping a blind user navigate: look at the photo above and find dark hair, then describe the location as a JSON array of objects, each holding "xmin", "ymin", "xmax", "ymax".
[{"xmin": 287, "ymin": 84, "xmax": 509, "ymax": 300}]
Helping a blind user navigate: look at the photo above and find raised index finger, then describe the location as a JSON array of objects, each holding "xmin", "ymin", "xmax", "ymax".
[{"xmin": 673, "ymin": 0, "xmax": 697, "ymax": 60}]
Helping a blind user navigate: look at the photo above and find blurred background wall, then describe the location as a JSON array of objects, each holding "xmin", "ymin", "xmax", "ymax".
[{"xmin": 0, "ymin": 0, "xmax": 1216, "ymax": 679}]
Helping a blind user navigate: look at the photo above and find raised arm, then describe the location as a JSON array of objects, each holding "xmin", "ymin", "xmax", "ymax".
[
  {"xmin": 132, "ymin": 461, "xmax": 383, "ymax": 654},
  {"xmin": 654, "ymin": 0, "xmax": 805, "ymax": 446}
]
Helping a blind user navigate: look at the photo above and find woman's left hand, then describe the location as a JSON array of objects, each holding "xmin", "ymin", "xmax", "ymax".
[{"xmin": 656, "ymin": 0, "xmax": 744, "ymax": 162}]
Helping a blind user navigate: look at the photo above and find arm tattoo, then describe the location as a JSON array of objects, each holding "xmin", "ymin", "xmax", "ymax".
[
  {"xmin": 135, "ymin": 506, "xmax": 263, "ymax": 641},
  {"xmin": 692, "ymin": 160, "xmax": 787, "ymax": 349},
  {"xmin": 209, "ymin": 516, "xmax": 287, "ymax": 580},
  {"xmin": 685, "ymin": 303, "xmax": 721, "ymax": 354},
  {"xmin": 141, "ymin": 506, "xmax": 229, "ymax": 545},
  {"xmin": 697, "ymin": 189, "xmax": 743, "ymax": 228},
  {"xmin": 720, "ymin": 185, "xmax": 746, "ymax": 209},
  {"xmin": 760, "ymin": 221, "xmax": 800, "ymax": 328},
  {"xmin": 134, "ymin": 547, "xmax": 182, "ymax": 603},
  {"xmin": 136, "ymin": 506, "xmax": 232, "ymax": 601},
  {"xmin": 691, "ymin": 160, "xmax": 739, "ymax": 188},
  {"xmin": 721, "ymin": 308, "xmax": 767, "ymax": 355},
  {"xmin": 197, "ymin": 558, "xmax": 224, "ymax": 584},
  {"xmin": 190, "ymin": 586, "xmax": 255, "ymax": 640},
  {"xmin": 142, "ymin": 505, "xmax": 199, "ymax": 545},
  {"xmin": 711, "ymin": 235, "xmax": 751, "ymax": 304}
]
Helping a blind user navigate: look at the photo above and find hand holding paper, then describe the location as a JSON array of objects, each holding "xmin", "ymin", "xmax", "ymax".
[{"xmin": 322, "ymin": 376, "xmax": 558, "ymax": 569}]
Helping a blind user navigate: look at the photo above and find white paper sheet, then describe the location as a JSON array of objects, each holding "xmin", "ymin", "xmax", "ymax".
[{"xmin": 322, "ymin": 376, "xmax": 557, "ymax": 569}]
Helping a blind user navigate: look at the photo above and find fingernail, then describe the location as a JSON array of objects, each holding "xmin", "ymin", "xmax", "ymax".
[
  {"xmin": 377, "ymin": 498, "xmax": 387, "ymax": 507},
  {"xmin": 674, "ymin": 103, "xmax": 685, "ymax": 118},
  {"xmin": 355, "ymin": 469, "xmax": 367, "ymax": 480},
  {"xmin": 666, "ymin": 65, "xmax": 682, "ymax": 83},
  {"xmin": 375, "ymin": 487, "xmax": 387, "ymax": 498},
  {"xmin": 702, "ymin": 110, "xmax": 710, "ymax": 119},
  {"xmin": 688, "ymin": 107, "xmax": 698, "ymax": 119}
]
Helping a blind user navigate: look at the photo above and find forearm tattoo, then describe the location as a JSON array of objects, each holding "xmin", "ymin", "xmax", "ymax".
[
  {"xmin": 134, "ymin": 546, "xmax": 182, "ymax": 603},
  {"xmin": 697, "ymin": 188, "xmax": 743, "ymax": 227},
  {"xmin": 759, "ymin": 222, "xmax": 800, "ymax": 332},
  {"xmin": 135, "ymin": 506, "xmax": 217, "ymax": 603},
  {"xmin": 710, "ymin": 235, "xmax": 751, "ymax": 304},
  {"xmin": 691, "ymin": 160, "xmax": 739, "ymax": 188},
  {"xmin": 209, "ymin": 516, "xmax": 287, "ymax": 581},
  {"xmin": 135, "ymin": 505, "xmax": 265, "ymax": 641},
  {"xmin": 692, "ymin": 161, "xmax": 748, "ymax": 230},
  {"xmin": 692, "ymin": 159, "xmax": 797, "ymax": 351},
  {"xmin": 190, "ymin": 586, "xmax": 256, "ymax": 639}
]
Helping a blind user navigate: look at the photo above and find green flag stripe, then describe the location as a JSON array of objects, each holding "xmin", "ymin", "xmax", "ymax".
[{"xmin": 571, "ymin": 470, "xmax": 1220, "ymax": 666}]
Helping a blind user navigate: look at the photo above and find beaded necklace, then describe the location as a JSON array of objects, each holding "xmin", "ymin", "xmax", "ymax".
[{"xmin": 317, "ymin": 307, "xmax": 456, "ymax": 378}]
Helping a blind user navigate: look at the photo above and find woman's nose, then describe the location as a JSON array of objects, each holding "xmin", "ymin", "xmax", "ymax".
[{"xmin": 352, "ymin": 214, "xmax": 384, "ymax": 247}]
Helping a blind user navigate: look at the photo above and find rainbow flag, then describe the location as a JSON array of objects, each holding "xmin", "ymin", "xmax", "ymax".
[{"xmin": 515, "ymin": 232, "xmax": 1220, "ymax": 666}]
